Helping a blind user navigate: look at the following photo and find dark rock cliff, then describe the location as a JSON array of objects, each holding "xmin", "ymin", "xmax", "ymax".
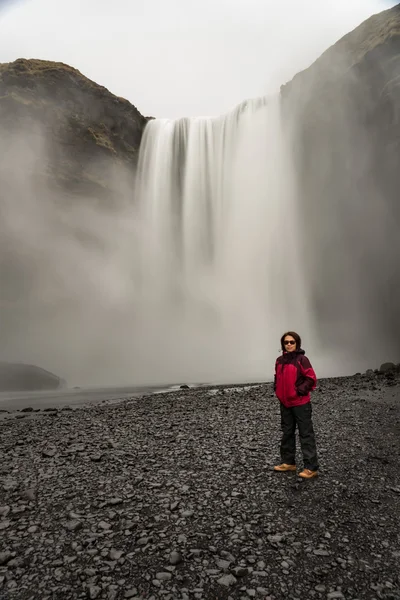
[
  {"xmin": 0, "ymin": 58, "xmax": 148, "ymax": 198},
  {"xmin": 281, "ymin": 4, "xmax": 400, "ymax": 361},
  {"xmin": 0, "ymin": 362, "xmax": 65, "ymax": 391},
  {"xmin": 0, "ymin": 59, "xmax": 150, "ymax": 382}
]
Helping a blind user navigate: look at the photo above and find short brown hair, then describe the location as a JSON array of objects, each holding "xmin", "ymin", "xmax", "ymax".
[{"xmin": 280, "ymin": 331, "xmax": 301, "ymax": 352}]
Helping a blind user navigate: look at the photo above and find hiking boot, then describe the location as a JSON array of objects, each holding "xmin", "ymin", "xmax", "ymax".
[
  {"xmin": 273, "ymin": 463, "xmax": 296, "ymax": 472},
  {"xmin": 299, "ymin": 468, "xmax": 318, "ymax": 479}
]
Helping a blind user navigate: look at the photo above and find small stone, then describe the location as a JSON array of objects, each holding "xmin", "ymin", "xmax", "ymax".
[
  {"xmin": 124, "ymin": 590, "xmax": 138, "ymax": 599},
  {"xmin": 87, "ymin": 585, "xmax": 102, "ymax": 599},
  {"xmin": 313, "ymin": 548, "xmax": 330, "ymax": 556},
  {"xmin": 217, "ymin": 574, "xmax": 237, "ymax": 587},
  {"xmin": 42, "ymin": 448, "xmax": 56, "ymax": 457},
  {"xmin": 90, "ymin": 454, "xmax": 103, "ymax": 462},
  {"xmin": 65, "ymin": 520, "xmax": 83, "ymax": 532},
  {"xmin": 69, "ymin": 511, "xmax": 82, "ymax": 520},
  {"xmin": 98, "ymin": 521, "xmax": 111, "ymax": 530},
  {"xmin": 169, "ymin": 551, "xmax": 183, "ymax": 565},
  {"xmin": 220, "ymin": 551, "xmax": 235, "ymax": 562},
  {"xmin": 232, "ymin": 567, "xmax": 248, "ymax": 577},
  {"xmin": 327, "ymin": 593, "xmax": 345, "ymax": 600},
  {"xmin": 181, "ymin": 510, "xmax": 194, "ymax": 518},
  {"xmin": 216, "ymin": 559, "xmax": 231, "ymax": 570},
  {"xmin": 3, "ymin": 480, "xmax": 18, "ymax": 492},
  {"xmin": 137, "ymin": 537, "xmax": 149, "ymax": 545},
  {"xmin": 156, "ymin": 572, "xmax": 172, "ymax": 581},
  {"xmin": 109, "ymin": 497, "xmax": 123, "ymax": 505},
  {"xmin": 109, "ymin": 549, "xmax": 123, "ymax": 560},
  {"xmin": 0, "ymin": 552, "xmax": 12, "ymax": 565},
  {"xmin": 23, "ymin": 489, "xmax": 36, "ymax": 502}
]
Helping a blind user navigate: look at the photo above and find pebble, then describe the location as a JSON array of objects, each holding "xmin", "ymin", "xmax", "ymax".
[
  {"xmin": 87, "ymin": 586, "xmax": 102, "ymax": 599},
  {"xmin": 0, "ymin": 552, "xmax": 12, "ymax": 565},
  {"xmin": 109, "ymin": 548, "xmax": 123, "ymax": 560},
  {"xmin": 169, "ymin": 551, "xmax": 183, "ymax": 565},
  {"xmin": 65, "ymin": 520, "xmax": 82, "ymax": 531},
  {"xmin": 42, "ymin": 448, "xmax": 56, "ymax": 457},
  {"xmin": 156, "ymin": 572, "xmax": 172, "ymax": 581},
  {"xmin": 217, "ymin": 574, "xmax": 237, "ymax": 587},
  {"xmin": 0, "ymin": 372, "xmax": 398, "ymax": 600}
]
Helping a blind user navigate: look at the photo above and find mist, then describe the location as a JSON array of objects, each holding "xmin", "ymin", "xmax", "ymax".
[
  {"xmin": 0, "ymin": 101, "xmax": 304, "ymax": 387},
  {"xmin": 1, "ymin": 1, "xmax": 398, "ymax": 387},
  {"xmin": 283, "ymin": 9, "xmax": 400, "ymax": 373}
]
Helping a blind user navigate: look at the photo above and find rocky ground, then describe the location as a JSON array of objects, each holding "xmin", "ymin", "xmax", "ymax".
[{"xmin": 0, "ymin": 369, "xmax": 399, "ymax": 600}]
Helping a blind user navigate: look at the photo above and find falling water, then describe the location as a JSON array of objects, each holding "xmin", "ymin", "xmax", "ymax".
[{"xmin": 134, "ymin": 96, "xmax": 316, "ymax": 384}]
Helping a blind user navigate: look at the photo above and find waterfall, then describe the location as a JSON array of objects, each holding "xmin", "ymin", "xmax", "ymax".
[{"xmin": 133, "ymin": 96, "xmax": 316, "ymax": 384}]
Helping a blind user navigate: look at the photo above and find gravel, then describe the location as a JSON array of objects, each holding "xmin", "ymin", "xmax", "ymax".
[{"xmin": 0, "ymin": 369, "xmax": 399, "ymax": 600}]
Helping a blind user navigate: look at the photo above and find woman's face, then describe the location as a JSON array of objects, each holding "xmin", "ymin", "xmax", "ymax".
[{"xmin": 283, "ymin": 335, "xmax": 297, "ymax": 353}]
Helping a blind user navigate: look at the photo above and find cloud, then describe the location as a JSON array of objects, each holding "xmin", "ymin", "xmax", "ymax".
[{"xmin": 0, "ymin": 0, "xmax": 396, "ymax": 117}]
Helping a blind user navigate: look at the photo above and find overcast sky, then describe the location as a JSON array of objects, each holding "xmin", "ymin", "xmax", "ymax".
[{"xmin": 0, "ymin": 0, "xmax": 396, "ymax": 118}]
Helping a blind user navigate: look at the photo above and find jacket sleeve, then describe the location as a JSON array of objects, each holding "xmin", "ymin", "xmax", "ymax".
[
  {"xmin": 296, "ymin": 355, "xmax": 317, "ymax": 396},
  {"xmin": 273, "ymin": 359, "xmax": 278, "ymax": 393}
]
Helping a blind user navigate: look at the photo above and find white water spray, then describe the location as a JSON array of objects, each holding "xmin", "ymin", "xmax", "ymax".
[{"xmin": 134, "ymin": 96, "xmax": 316, "ymax": 383}]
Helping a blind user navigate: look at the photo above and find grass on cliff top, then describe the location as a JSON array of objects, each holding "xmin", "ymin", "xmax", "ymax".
[
  {"xmin": 0, "ymin": 58, "xmax": 98, "ymax": 87},
  {"xmin": 326, "ymin": 5, "xmax": 400, "ymax": 66},
  {"xmin": 285, "ymin": 4, "xmax": 400, "ymax": 89},
  {"xmin": 0, "ymin": 58, "xmax": 137, "ymax": 111}
]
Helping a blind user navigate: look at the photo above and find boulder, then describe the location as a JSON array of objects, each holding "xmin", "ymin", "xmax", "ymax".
[
  {"xmin": 0, "ymin": 362, "xmax": 65, "ymax": 391},
  {"xmin": 378, "ymin": 362, "xmax": 397, "ymax": 373},
  {"xmin": 281, "ymin": 4, "xmax": 400, "ymax": 357}
]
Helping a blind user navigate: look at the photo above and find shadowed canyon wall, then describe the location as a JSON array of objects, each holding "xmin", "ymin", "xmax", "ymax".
[{"xmin": 282, "ymin": 4, "xmax": 400, "ymax": 367}]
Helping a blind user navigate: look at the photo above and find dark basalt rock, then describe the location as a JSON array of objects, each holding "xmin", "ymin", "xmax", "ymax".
[
  {"xmin": 0, "ymin": 372, "xmax": 399, "ymax": 599},
  {"xmin": 0, "ymin": 361, "xmax": 65, "ymax": 391},
  {"xmin": 0, "ymin": 58, "xmax": 149, "ymax": 198},
  {"xmin": 281, "ymin": 4, "xmax": 400, "ymax": 361}
]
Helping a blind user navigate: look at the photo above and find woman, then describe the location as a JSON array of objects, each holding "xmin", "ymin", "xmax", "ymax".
[{"xmin": 273, "ymin": 331, "xmax": 319, "ymax": 479}]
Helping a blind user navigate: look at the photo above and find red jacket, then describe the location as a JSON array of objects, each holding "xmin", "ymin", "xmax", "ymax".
[{"xmin": 274, "ymin": 349, "xmax": 317, "ymax": 407}]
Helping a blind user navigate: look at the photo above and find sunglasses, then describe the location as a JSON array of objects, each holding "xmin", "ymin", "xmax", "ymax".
[{"xmin": 284, "ymin": 340, "xmax": 296, "ymax": 346}]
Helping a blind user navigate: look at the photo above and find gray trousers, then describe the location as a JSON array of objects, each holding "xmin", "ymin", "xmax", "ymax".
[{"xmin": 280, "ymin": 402, "xmax": 319, "ymax": 470}]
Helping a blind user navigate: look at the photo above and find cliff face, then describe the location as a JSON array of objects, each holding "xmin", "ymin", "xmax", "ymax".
[
  {"xmin": 0, "ymin": 362, "xmax": 65, "ymax": 391},
  {"xmin": 0, "ymin": 59, "xmax": 150, "ymax": 381},
  {"xmin": 0, "ymin": 58, "xmax": 148, "ymax": 198},
  {"xmin": 281, "ymin": 4, "xmax": 400, "ymax": 360}
]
